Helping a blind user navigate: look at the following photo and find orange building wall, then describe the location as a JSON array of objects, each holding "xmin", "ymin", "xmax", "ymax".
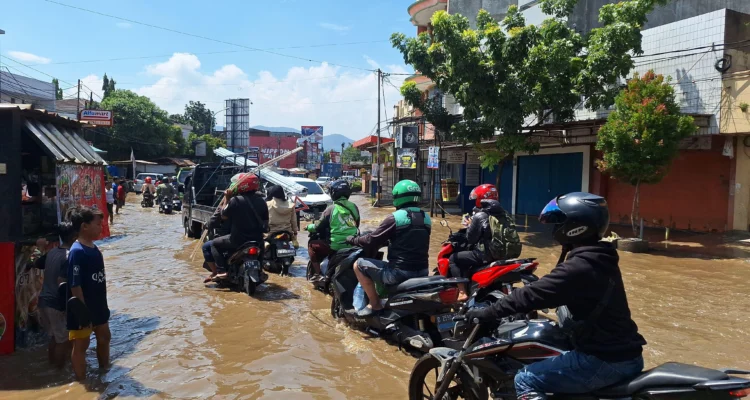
[{"xmin": 601, "ymin": 137, "xmax": 731, "ymax": 232}]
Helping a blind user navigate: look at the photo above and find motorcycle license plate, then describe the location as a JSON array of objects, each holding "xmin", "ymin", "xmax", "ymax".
[
  {"xmin": 436, "ymin": 313, "xmax": 457, "ymax": 332},
  {"xmin": 276, "ymin": 249, "xmax": 296, "ymax": 256}
]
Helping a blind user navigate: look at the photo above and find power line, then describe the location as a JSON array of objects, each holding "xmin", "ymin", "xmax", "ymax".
[
  {"xmin": 41, "ymin": 0, "xmax": 376, "ymax": 72},
  {"xmin": 27, "ymin": 40, "xmax": 389, "ymax": 67}
]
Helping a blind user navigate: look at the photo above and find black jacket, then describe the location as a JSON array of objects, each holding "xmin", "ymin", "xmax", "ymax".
[
  {"xmin": 467, "ymin": 202, "xmax": 506, "ymax": 261},
  {"xmin": 475, "ymin": 243, "xmax": 646, "ymax": 362}
]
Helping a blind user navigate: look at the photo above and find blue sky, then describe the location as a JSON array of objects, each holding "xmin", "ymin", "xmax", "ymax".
[{"xmin": 1, "ymin": 0, "xmax": 545, "ymax": 138}]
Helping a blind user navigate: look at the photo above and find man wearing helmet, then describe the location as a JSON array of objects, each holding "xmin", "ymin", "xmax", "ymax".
[
  {"xmin": 348, "ymin": 180, "xmax": 431, "ymax": 317},
  {"xmin": 156, "ymin": 176, "xmax": 175, "ymax": 203},
  {"xmin": 142, "ymin": 176, "xmax": 156, "ymax": 196},
  {"xmin": 466, "ymin": 192, "xmax": 646, "ymax": 400},
  {"xmin": 449, "ymin": 184, "xmax": 520, "ymax": 301},
  {"xmin": 306, "ymin": 180, "xmax": 360, "ymax": 280},
  {"xmin": 206, "ymin": 173, "xmax": 269, "ymax": 280}
]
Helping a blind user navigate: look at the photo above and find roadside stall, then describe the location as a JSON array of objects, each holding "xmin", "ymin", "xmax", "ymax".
[{"xmin": 0, "ymin": 105, "xmax": 109, "ymax": 354}]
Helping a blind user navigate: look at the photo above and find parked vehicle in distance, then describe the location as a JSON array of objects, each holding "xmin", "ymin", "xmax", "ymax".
[
  {"xmin": 315, "ymin": 176, "xmax": 332, "ymax": 188},
  {"xmin": 134, "ymin": 173, "xmax": 164, "ymax": 193},
  {"xmin": 291, "ymin": 178, "xmax": 332, "ymax": 220}
]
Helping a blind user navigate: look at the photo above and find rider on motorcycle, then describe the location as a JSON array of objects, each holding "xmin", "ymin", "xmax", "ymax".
[
  {"xmin": 156, "ymin": 176, "xmax": 175, "ymax": 203},
  {"xmin": 466, "ymin": 192, "xmax": 646, "ymax": 400},
  {"xmin": 306, "ymin": 180, "xmax": 360, "ymax": 280},
  {"xmin": 348, "ymin": 180, "xmax": 430, "ymax": 317},
  {"xmin": 206, "ymin": 174, "xmax": 269, "ymax": 280},
  {"xmin": 265, "ymin": 185, "xmax": 298, "ymax": 248},
  {"xmin": 142, "ymin": 177, "xmax": 156, "ymax": 197},
  {"xmin": 450, "ymin": 184, "xmax": 521, "ymax": 301}
]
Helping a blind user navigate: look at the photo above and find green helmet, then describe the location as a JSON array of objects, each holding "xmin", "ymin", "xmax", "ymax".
[{"xmin": 392, "ymin": 180, "xmax": 422, "ymax": 208}]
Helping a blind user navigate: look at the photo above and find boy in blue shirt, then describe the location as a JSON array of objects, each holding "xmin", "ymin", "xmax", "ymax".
[{"xmin": 67, "ymin": 207, "xmax": 111, "ymax": 381}]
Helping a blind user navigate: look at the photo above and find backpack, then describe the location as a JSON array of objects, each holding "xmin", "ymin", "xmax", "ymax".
[{"xmin": 487, "ymin": 212, "xmax": 522, "ymax": 260}]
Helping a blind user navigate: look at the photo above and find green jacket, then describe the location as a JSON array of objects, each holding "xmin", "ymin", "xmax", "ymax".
[{"xmin": 311, "ymin": 199, "xmax": 360, "ymax": 251}]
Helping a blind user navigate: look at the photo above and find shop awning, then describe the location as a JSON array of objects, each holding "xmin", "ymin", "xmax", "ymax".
[{"xmin": 24, "ymin": 118, "xmax": 107, "ymax": 165}]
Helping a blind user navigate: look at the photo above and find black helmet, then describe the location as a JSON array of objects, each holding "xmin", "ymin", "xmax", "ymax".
[
  {"xmin": 539, "ymin": 192, "xmax": 609, "ymax": 246},
  {"xmin": 329, "ymin": 180, "xmax": 352, "ymax": 201}
]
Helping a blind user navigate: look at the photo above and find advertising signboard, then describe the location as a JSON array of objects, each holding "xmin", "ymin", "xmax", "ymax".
[
  {"xmin": 301, "ymin": 126, "xmax": 323, "ymax": 143},
  {"xmin": 427, "ymin": 146, "xmax": 439, "ymax": 169},
  {"xmin": 80, "ymin": 110, "xmax": 113, "ymax": 127}
]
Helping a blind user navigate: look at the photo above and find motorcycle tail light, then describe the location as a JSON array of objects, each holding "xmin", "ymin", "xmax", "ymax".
[
  {"xmin": 731, "ymin": 389, "xmax": 750, "ymax": 398},
  {"xmin": 247, "ymin": 247, "xmax": 260, "ymax": 256},
  {"xmin": 438, "ymin": 287, "xmax": 459, "ymax": 304}
]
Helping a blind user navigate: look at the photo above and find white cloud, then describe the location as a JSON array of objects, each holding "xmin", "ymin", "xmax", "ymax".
[
  {"xmin": 129, "ymin": 53, "xmax": 406, "ymax": 139},
  {"xmin": 8, "ymin": 51, "xmax": 51, "ymax": 64},
  {"xmin": 319, "ymin": 22, "xmax": 350, "ymax": 32},
  {"xmin": 116, "ymin": 22, "xmax": 132, "ymax": 28}
]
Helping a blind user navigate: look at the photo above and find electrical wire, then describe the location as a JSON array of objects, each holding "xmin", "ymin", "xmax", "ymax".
[
  {"xmin": 27, "ymin": 40, "xmax": 390, "ymax": 67},
  {"xmin": 41, "ymin": 0, "xmax": 376, "ymax": 72}
]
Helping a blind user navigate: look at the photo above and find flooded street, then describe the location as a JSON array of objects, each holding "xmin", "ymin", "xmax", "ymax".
[{"xmin": 2, "ymin": 194, "xmax": 750, "ymax": 399}]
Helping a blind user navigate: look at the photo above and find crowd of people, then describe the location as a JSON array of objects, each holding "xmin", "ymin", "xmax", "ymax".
[{"xmin": 32, "ymin": 171, "xmax": 648, "ymax": 399}]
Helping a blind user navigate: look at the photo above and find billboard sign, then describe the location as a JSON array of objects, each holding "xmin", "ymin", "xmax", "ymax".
[
  {"xmin": 427, "ymin": 146, "xmax": 439, "ymax": 169},
  {"xmin": 397, "ymin": 148, "xmax": 417, "ymax": 169},
  {"xmin": 301, "ymin": 126, "xmax": 323, "ymax": 143},
  {"xmin": 80, "ymin": 110, "xmax": 113, "ymax": 126}
]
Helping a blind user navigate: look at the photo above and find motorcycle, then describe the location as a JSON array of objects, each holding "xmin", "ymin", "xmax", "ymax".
[
  {"xmin": 330, "ymin": 243, "xmax": 469, "ymax": 352},
  {"xmin": 141, "ymin": 191, "xmax": 154, "ymax": 208},
  {"xmin": 436, "ymin": 220, "xmax": 539, "ymax": 304},
  {"xmin": 216, "ymin": 241, "xmax": 267, "ymax": 296},
  {"xmin": 263, "ymin": 231, "xmax": 296, "ymax": 276},
  {"xmin": 172, "ymin": 194, "xmax": 182, "ymax": 212},
  {"xmin": 305, "ymin": 230, "xmax": 364, "ymax": 296},
  {"xmin": 409, "ymin": 311, "xmax": 750, "ymax": 400},
  {"xmin": 159, "ymin": 196, "xmax": 173, "ymax": 214}
]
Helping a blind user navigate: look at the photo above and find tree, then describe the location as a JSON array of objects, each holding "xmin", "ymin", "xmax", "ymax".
[
  {"xmin": 102, "ymin": 73, "xmax": 116, "ymax": 98},
  {"xmin": 323, "ymin": 151, "xmax": 331, "ymax": 163},
  {"xmin": 52, "ymin": 78, "xmax": 63, "ymax": 100},
  {"xmin": 99, "ymin": 90, "xmax": 182, "ymax": 159},
  {"xmin": 187, "ymin": 132, "xmax": 226, "ymax": 162},
  {"xmin": 169, "ymin": 113, "xmax": 187, "ymax": 124},
  {"xmin": 183, "ymin": 100, "xmax": 215, "ymax": 135},
  {"xmin": 342, "ymin": 143, "xmax": 367, "ymax": 164},
  {"xmin": 391, "ymin": 0, "xmax": 669, "ymax": 187},
  {"xmin": 596, "ymin": 70, "xmax": 696, "ymax": 236}
]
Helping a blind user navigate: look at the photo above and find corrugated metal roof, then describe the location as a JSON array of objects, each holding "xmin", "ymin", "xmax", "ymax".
[
  {"xmin": 214, "ymin": 147, "xmax": 307, "ymax": 195},
  {"xmin": 23, "ymin": 118, "xmax": 107, "ymax": 165}
]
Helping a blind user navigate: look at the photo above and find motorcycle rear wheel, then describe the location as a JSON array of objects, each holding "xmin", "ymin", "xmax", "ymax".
[
  {"xmin": 330, "ymin": 296, "xmax": 343, "ymax": 319},
  {"xmin": 409, "ymin": 354, "xmax": 488, "ymax": 400}
]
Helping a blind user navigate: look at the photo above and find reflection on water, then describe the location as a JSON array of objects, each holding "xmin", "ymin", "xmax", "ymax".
[{"xmin": 1, "ymin": 194, "xmax": 749, "ymax": 399}]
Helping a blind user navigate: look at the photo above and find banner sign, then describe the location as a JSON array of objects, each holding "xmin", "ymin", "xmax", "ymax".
[
  {"xmin": 397, "ymin": 148, "xmax": 417, "ymax": 169},
  {"xmin": 427, "ymin": 146, "xmax": 440, "ymax": 169},
  {"xmin": 80, "ymin": 110, "xmax": 113, "ymax": 127},
  {"xmin": 56, "ymin": 164, "xmax": 110, "ymax": 239},
  {"xmin": 466, "ymin": 149, "xmax": 482, "ymax": 165},
  {"xmin": 397, "ymin": 126, "xmax": 419, "ymax": 149}
]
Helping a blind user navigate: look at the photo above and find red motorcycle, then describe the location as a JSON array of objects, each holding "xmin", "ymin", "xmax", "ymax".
[{"xmin": 436, "ymin": 220, "xmax": 538, "ymax": 303}]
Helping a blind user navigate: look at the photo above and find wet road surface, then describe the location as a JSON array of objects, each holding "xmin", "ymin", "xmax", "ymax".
[{"xmin": 1, "ymin": 194, "xmax": 749, "ymax": 399}]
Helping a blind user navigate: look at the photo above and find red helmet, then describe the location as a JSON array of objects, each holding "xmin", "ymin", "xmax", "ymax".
[
  {"xmin": 145, "ymin": 177, "xmax": 152, "ymax": 184},
  {"xmin": 234, "ymin": 173, "xmax": 260, "ymax": 194},
  {"xmin": 469, "ymin": 184, "xmax": 499, "ymax": 208}
]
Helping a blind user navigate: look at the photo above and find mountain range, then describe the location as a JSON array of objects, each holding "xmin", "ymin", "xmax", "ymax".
[{"xmin": 251, "ymin": 126, "xmax": 355, "ymax": 150}]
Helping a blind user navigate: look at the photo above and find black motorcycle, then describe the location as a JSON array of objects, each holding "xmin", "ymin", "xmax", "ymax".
[
  {"xmin": 159, "ymin": 196, "xmax": 173, "ymax": 214},
  {"xmin": 172, "ymin": 195, "xmax": 182, "ymax": 212},
  {"xmin": 141, "ymin": 191, "xmax": 154, "ymax": 208},
  {"xmin": 410, "ymin": 311, "xmax": 750, "ymax": 400},
  {"xmin": 263, "ymin": 231, "xmax": 296, "ymax": 276},
  {"xmin": 217, "ymin": 241, "xmax": 267, "ymax": 296},
  {"xmin": 330, "ymin": 245, "xmax": 468, "ymax": 352}
]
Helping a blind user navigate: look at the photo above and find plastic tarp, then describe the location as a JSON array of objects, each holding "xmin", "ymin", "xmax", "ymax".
[{"xmin": 214, "ymin": 147, "xmax": 307, "ymax": 196}]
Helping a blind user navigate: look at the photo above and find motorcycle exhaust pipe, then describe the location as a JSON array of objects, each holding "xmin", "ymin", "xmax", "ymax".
[{"xmin": 385, "ymin": 323, "xmax": 434, "ymax": 350}]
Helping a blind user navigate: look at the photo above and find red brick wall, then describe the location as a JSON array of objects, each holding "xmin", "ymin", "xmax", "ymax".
[{"xmin": 602, "ymin": 137, "xmax": 731, "ymax": 231}]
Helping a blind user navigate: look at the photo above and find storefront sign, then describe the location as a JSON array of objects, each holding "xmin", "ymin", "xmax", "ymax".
[
  {"xmin": 466, "ymin": 166, "xmax": 481, "ymax": 186},
  {"xmin": 466, "ymin": 149, "xmax": 482, "ymax": 165},
  {"xmin": 427, "ymin": 146, "xmax": 440, "ymax": 169},
  {"xmin": 80, "ymin": 110, "xmax": 113, "ymax": 127},
  {"xmin": 397, "ymin": 148, "xmax": 417, "ymax": 169},
  {"xmin": 56, "ymin": 164, "xmax": 110, "ymax": 238},
  {"xmin": 446, "ymin": 151, "xmax": 465, "ymax": 164}
]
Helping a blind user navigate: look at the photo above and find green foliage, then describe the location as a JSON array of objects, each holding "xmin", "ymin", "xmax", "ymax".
[
  {"xmin": 99, "ymin": 90, "xmax": 182, "ymax": 159},
  {"xmin": 351, "ymin": 181, "xmax": 362, "ymax": 192},
  {"xmin": 342, "ymin": 143, "xmax": 368, "ymax": 164},
  {"xmin": 52, "ymin": 78, "xmax": 63, "ymax": 100},
  {"xmin": 169, "ymin": 113, "xmax": 188, "ymax": 124},
  {"xmin": 183, "ymin": 100, "xmax": 215, "ymax": 135},
  {"xmin": 596, "ymin": 70, "xmax": 696, "ymax": 234},
  {"xmin": 391, "ymin": 0, "xmax": 669, "ymax": 176},
  {"xmin": 102, "ymin": 73, "xmax": 116, "ymax": 98},
  {"xmin": 323, "ymin": 151, "xmax": 331, "ymax": 163},
  {"xmin": 187, "ymin": 132, "xmax": 226, "ymax": 162},
  {"xmin": 740, "ymin": 102, "xmax": 749, "ymax": 113}
]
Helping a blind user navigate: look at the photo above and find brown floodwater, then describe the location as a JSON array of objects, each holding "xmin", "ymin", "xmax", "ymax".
[{"xmin": 1, "ymin": 194, "xmax": 749, "ymax": 399}]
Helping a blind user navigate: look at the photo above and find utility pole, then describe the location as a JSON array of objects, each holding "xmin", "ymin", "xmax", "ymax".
[
  {"xmin": 76, "ymin": 79, "xmax": 81, "ymax": 120},
  {"xmin": 376, "ymin": 68, "xmax": 382, "ymax": 206}
]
